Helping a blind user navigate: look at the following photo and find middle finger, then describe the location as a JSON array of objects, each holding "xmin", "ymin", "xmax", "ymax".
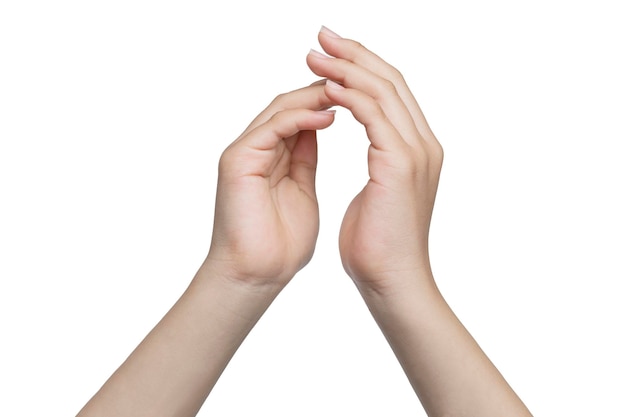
[{"xmin": 307, "ymin": 50, "xmax": 424, "ymax": 148}]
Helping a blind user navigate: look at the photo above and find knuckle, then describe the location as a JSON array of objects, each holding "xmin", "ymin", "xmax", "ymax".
[
  {"xmin": 429, "ymin": 141, "xmax": 445, "ymax": 167},
  {"xmin": 267, "ymin": 109, "xmax": 286, "ymax": 125},
  {"xmin": 270, "ymin": 93, "xmax": 288, "ymax": 108},
  {"xmin": 433, "ymin": 142, "xmax": 444, "ymax": 171},
  {"xmin": 346, "ymin": 39, "xmax": 368, "ymax": 60},
  {"xmin": 357, "ymin": 95, "xmax": 383, "ymax": 118},
  {"xmin": 371, "ymin": 79, "xmax": 397, "ymax": 101},
  {"xmin": 218, "ymin": 146, "xmax": 235, "ymax": 173},
  {"xmin": 380, "ymin": 78, "xmax": 397, "ymax": 95},
  {"xmin": 389, "ymin": 66, "xmax": 404, "ymax": 84},
  {"xmin": 382, "ymin": 65, "xmax": 408, "ymax": 93},
  {"xmin": 350, "ymin": 39, "xmax": 365, "ymax": 52}
]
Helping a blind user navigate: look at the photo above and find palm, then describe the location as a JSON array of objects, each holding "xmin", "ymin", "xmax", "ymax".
[
  {"xmin": 339, "ymin": 181, "xmax": 401, "ymax": 284},
  {"xmin": 211, "ymin": 130, "xmax": 319, "ymax": 284},
  {"xmin": 339, "ymin": 155, "xmax": 436, "ymax": 288}
]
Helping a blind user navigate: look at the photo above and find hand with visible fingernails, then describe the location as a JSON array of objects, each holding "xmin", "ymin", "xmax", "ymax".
[
  {"xmin": 307, "ymin": 26, "xmax": 531, "ymax": 417},
  {"xmin": 77, "ymin": 27, "xmax": 531, "ymax": 417},
  {"xmin": 205, "ymin": 83, "xmax": 336, "ymax": 288},
  {"xmin": 307, "ymin": 26, "xmax": 444, "ymax": 295}
]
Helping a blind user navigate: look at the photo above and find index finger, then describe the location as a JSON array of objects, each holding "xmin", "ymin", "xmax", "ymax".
[
  {"xmin": 318, "ymin": 27, "xmax": 438, "ymax": 144},
  {"xmin": 238, "ymin": 83, "xmax": 334, "ymax": 139}
]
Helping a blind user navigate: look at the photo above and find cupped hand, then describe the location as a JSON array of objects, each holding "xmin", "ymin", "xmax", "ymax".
[
  {"xmin": 205, "ymin": 84, "xmax": 335, "ymax": 288},
  {"xmin": 307, "ymin": 27, "xmax": 444, "ymax": 294}
]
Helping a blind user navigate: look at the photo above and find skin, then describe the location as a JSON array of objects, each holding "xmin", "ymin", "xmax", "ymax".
[
  {"xmin": 309, "ymin": 26, "xmax": 532, "ymax": 417},
  {"xmin": 77, "ymin": 27, "xmax": 532, "ymax": 417},
  {"xmin": 76, "ymin": 83, "xmax": 335, "ymax": 417}
]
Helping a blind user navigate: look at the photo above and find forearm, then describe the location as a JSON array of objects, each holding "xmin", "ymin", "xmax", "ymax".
[
  {"xmin": 76, "ymin": 81, "xmax": 333, "ymax": 417},
  {"xmin": 77, "ymin": 262, "xmax": 282, "ymax": 417},
  {"xmin": 359, "ymin": 270, "xmax": 532, "ymax": 417}
]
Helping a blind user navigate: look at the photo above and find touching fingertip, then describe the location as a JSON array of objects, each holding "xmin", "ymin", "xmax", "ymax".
[
  {"xmin": 316, "ymin": 109, "xmax": 336, "ymax": 116},
  {"xmin": 325, "ymin": 79, "xmax": 345, "ymax": 90}
]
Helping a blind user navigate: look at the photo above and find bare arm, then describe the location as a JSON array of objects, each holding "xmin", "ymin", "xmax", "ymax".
[
  {"xmin": 77, "ymin": 84, "xmax": 335, "ymax": 417},
  {"xmin": 77, "ymin": 265, "xmax": 281, "ymax": 417},
  {"xmin": 308, "ymin": 26, "xmax": 532, "ymax": 417}
]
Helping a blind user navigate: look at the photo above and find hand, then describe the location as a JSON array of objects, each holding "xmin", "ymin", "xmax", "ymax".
[
  {"xmin": 205, "ymin": 84, "xmax": 335, "ymax": 288},
  {"xmin": 78, "ymin": 85, "xmax": 335, "ymax": 417},
  {"xmin": 307, "ymin": 27, "xmax": 444, "ymax": 294}
]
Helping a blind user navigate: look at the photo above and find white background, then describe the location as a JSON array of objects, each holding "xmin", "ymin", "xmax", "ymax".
[{"xmin": 1, "ymin": 1, "xmax": 625, "ymax": 415}]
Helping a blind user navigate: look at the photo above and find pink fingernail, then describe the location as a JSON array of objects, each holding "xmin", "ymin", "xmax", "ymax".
[
  {"xmin": 320, "ymin": 25, "xmax": 341, "ymax": 39},
  {"xmin": 309, "ymin": 48, "xmax": 330, "ymax": 59},
  {"xmin": 317, "ymin": 109, "xmax": 336, "ymax": 116},
  {"xmin": 325, "ymin": 79, "xmax": 345, "ymax": 90}
]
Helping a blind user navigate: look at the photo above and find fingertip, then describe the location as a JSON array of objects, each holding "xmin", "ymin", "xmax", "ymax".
[
  {"xmin": 318, "ymin": 26, "xmax": 349, "ymax": 57},
  {"xmin": 306, "ymin": 49, "xmax": 330, "ymax": 74},
  {"xmin": 325, "ymin": 79, "xmax": 345, "ymax": 91},
  {"xmin": 320, "ymin": 25, "xmax": 342, "ymax": 39},
  {"xmin": 315, "ymin": 109, "xmax": 336, "ymax": 128},
  {"xmin": 308, "ymin": 48, "xmax": 330, "ymax": 60}
]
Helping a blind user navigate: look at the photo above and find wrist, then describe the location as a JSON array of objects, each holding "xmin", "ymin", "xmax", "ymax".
[
  {"xmin": 353, "ymin": 265, "xmax": 450, "ymax": 320},
  {"xmin": 202, "ymin": 242, "xmax": 304, "ymax": 288},
  {"xmin": 195, "ymin": 257, "xmax": 288, "ymax": 301},
  {"xmin": 351, "ymin": 261, "xmax": 437, "ymax": 299}
]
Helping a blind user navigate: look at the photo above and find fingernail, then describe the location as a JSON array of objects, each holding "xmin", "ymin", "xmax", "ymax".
[
  {"xmin": 325, "ymin": 79, "xmax": 345, "ymax": 90},
  {"xmin": 320, "ymin": 25, "xmax": 341, "ymax": 39},
  {"xmin": 317, "ymin": 109, "xmax": 336, "ymax": 116},
  {"xmin": 309, "ymin": 48, "xmax": 330, "ymax": 59}
]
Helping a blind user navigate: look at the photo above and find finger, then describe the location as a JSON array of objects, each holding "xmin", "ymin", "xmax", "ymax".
[
  {"xmin": 289, "ymin": 129, "xmax": 318, "ymax": 198},
  {"xmin": 239, "ymin": 83, "xmax": 334, "ymax": 138},
  {"xmin": 307, "ymin": 49, "xmax": 423, "ymax": 148},
  {"xmin": 241, "ymin": 109, "xmax": 334, "ymax": 152},
  {"xmin": 323, "ymin": 79, "xmax": 407, "ymax": 153},
  {"xmin": 319, "ymin": 27, "xmax": 400, "ymax": 86},
  {"xmin": 318, "ymin": 27, "xmax": 439, "ymax": 145},
  {"xmin": 309, "ymin": 79, "xmax": 328, "ymax": 87}
]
